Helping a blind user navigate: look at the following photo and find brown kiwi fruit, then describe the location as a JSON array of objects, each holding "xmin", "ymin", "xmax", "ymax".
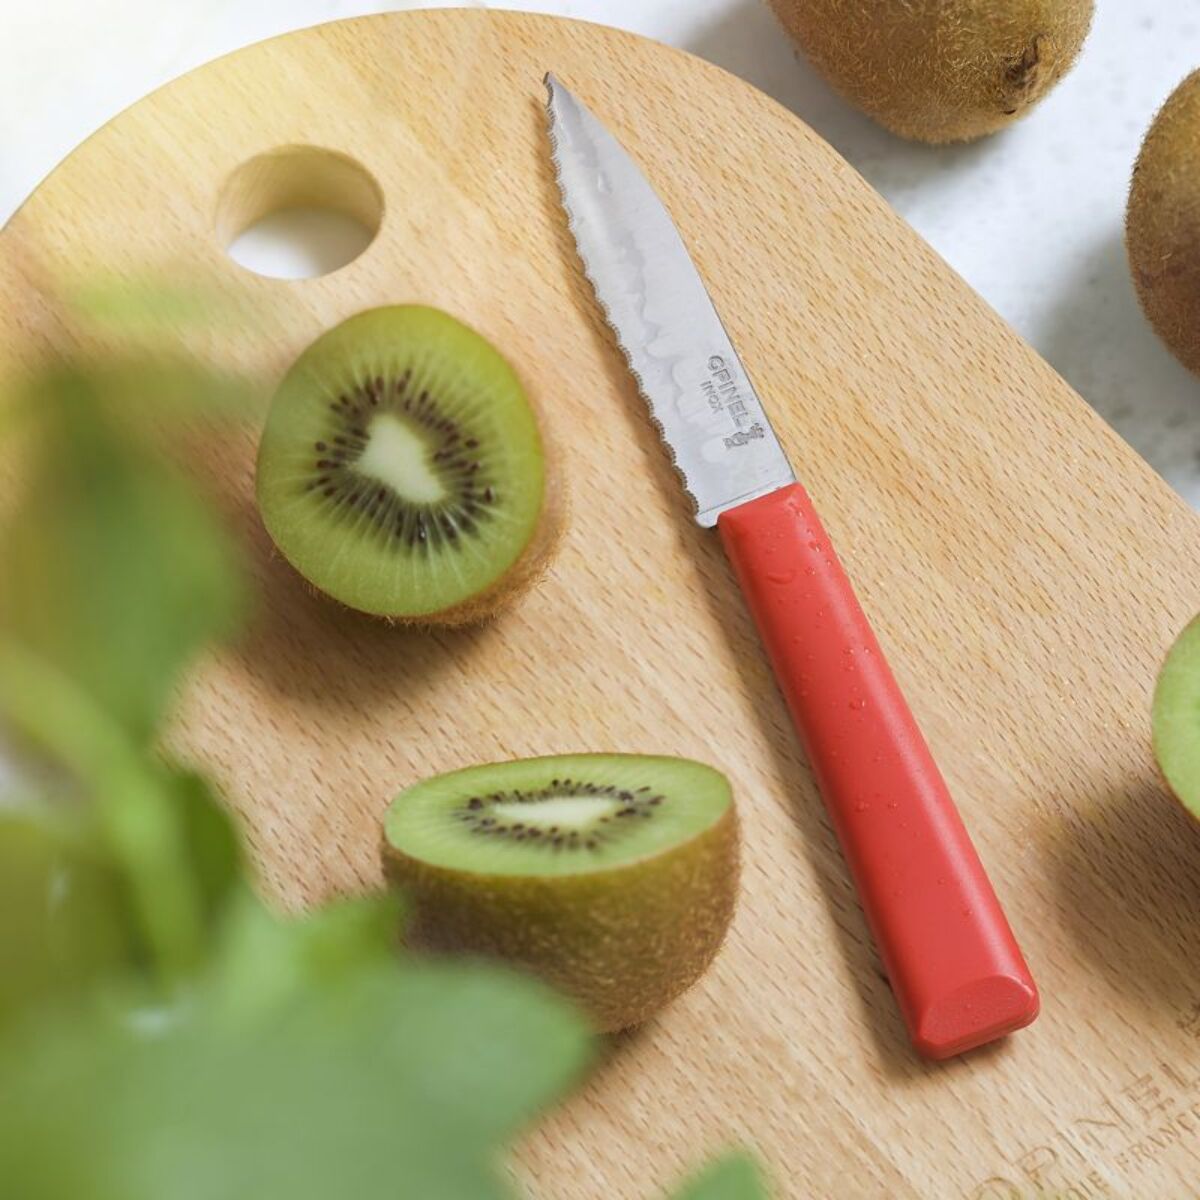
[
  {"xmin": 383, "ymin": 754, "xmax": 740, "ymax": 1032},
  {"xmin": 256, "ymin": 306, "xmax": 561, "ymax": 622},
  {"xmin": 768, "ymin": 0, "xmax": 1094, "ymax": 143},
  {"xmin": 1127, "ymin": 71, "xmax": 1200, "ymax": 374}
]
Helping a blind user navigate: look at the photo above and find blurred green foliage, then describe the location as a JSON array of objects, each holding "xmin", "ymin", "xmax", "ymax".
[
  {"xmin": 0, "ymin": 910, "xmax": 591, "ymax": 1200},
  {"xmin": 0, "ymin": 803, "xmax": 135, "ymax": 1024},
  {"xmin": 672, "ymin": 1155, "xmax": 769, "ymax": 1200},
  {"xmin": 0, "ymin": 348, "xmax": 766, "ymax": 1199},
  {"xmin": 0, "ymin": 368, "xmax": 244, "ymax": 744}
]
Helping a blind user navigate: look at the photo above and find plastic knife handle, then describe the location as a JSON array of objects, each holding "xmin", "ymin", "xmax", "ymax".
[{"xmin": 718, "ymin": 483, "xmax": 1038, "ymax": 1059}]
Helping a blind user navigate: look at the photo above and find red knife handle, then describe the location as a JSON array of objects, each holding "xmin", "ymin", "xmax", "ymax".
[{"xmin": 718, "ymin": 483, "xmax": 1038, "ymax": 1058}]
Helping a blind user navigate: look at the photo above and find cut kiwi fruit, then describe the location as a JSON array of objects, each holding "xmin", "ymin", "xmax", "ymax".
[
  {"xmin": 383, "ymin": 754, "xmax": 740, "ymax": 1032},
  {"xmin": 255, "ymin": 306, "xmax": 559, "ymax": 622},
  {"xmin": 1153, "ymin": 616, "xmax": 1200, "ymax": 820}
]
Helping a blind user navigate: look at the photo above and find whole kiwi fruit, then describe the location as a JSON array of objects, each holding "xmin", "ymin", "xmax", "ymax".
[
  {"xmin": 384, "ymin": 754, "xmax": 741, "ymax": 1032},
  {"xmin": 768, "ymin": 0, "xmax": 1094, "ymax": 143},
  {"xmin": 1127, "ymin": 71, "xmax": 1200, "ymax": 374},
  {"xmin": 256, "ymin": 306, "xmax": 561, "ymax": 623}
]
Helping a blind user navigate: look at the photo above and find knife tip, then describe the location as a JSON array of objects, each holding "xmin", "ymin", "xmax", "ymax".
[{"xmin": 543, "ymin": 71, "xmax": 558, "ymax": 95}]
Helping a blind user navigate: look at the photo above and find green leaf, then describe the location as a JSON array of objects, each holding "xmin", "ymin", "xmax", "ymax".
[
  {"xmin": 0, "ymin": 803, "xmax": 137, "ymax": 1027},
  {"xmin": 0, "ymin": 955, "xmax": 593, "ymax": 1200},
  {"xmin": 162, "ymin": 769, "xmax": 244, "ymax": 925},
  {"xmin": 0, "ymin": 360, "xmax": 248, "ymax": 986},
  {"xmin": 0, "ymin": 644, "xmax": 239, "ymax": 985},
  {"xmin": 0, "ymin": 368, "xmax": 245, "ymax": 744},
  {"xmin": 206, "ymin": 900, "xmax": 587, "ymax": 1142},
  {"xmin": 670, "ymin": 1153, "xmax": 769, "ymax": 1200},
  {"xmin": 204, "ymin": 893, "xmax": 402, "ymax": 1028},
  {"xmin": 66, "ymin": 277, "xmax": 227, "ymax": 332},
  {"xmin": 336, "ymin": 958, "xmax": 592, "ymax": 1143}
]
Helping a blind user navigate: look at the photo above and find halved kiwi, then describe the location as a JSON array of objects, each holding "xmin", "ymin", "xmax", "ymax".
[
  {"xmin": 383, "ymin": 754, "xmax": 740, "ymax": 1032},
  {"xmin": 255, "ymin": 306, "xmax": 559, "ymax": 622},
  {"xmin": 1153, "ymin": 616, "xmax": 1200, "ymax": 819}
]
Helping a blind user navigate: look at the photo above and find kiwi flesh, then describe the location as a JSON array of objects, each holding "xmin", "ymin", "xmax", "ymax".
[
  {"xmin": 1127, "ymin": 71, "xmax": 1200, "ymax": 374},
  {"xmin": 769, "ymin": 0, "xmax": 1093, "ymax": 143},
  {"xmin": 255, "ymin": 306, "xmax": 559, "ymax": 622},
  {"xmin": 383, "ymin": 754, "xmax": 740, "ymax": 1032},
  {"xmin": 1152, "ymin": 615, "xmax": 1200, "ymax": 820}
]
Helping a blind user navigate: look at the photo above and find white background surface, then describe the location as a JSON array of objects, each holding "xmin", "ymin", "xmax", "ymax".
[{"xmin": 3, "ymin": 1, "xmax": 1200, "ymax": 503}]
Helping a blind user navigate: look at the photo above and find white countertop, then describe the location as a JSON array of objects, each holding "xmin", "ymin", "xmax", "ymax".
[{"xmin": 3, "ymin": 0, "xmax": 1199, "ymax": 504}]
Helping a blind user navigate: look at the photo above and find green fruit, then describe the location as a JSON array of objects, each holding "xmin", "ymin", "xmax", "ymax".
[
  {"xmin": 769, "ymin": 0, "xmax": 1094, "ymax": 143},
  {"xmin": 383, "ymin": 754, "xmax": 740, "ymax": 1031},
  {"xmin": 255, "ymin": 306, "xmax": 560, "ymax": 622},
  {"xmin": 1153, "ymin": 615, "xmax": 1200, "ymax": 819},
  {"xmin": 1127, "ymin": 71, "xmax": 1200, "ymax": 374}
]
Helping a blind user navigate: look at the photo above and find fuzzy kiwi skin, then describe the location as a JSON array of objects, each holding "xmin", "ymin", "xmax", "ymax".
[
  {"xmin": 384, "ymin": 807, "xmax": 740, "ymax": 1032},
  {"xmin": 769, "ymin": 0, "xmax": 1093, "ymax": 143},
  {"xmin": 1127, "ymin": 72, "xmax": 1200, "ymax": 375}
]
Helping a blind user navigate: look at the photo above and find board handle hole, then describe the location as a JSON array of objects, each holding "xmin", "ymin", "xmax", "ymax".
[{"xmin": 217, "ymin": 146, "xmax": 383, "ymax": 280}]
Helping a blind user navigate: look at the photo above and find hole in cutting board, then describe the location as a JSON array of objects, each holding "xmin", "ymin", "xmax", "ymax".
[{"xmin": 217, "ymin": 146, "xmax": 383, "ymax": 279}]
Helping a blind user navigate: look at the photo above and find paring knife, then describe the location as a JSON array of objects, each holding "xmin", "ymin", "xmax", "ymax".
[{"xmin": 544, "ymin": 75, "xmax": 1039, "ymax": 1059}]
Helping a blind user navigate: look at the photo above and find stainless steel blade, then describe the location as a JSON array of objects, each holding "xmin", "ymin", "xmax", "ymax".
[{"xmin": 544, "ymin": 74, "xmax": 794, "ymax": 527}]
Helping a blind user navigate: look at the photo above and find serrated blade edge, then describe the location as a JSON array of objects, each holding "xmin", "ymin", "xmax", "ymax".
[{"xmin": 543, "ymin": 73, "xmax": 794, "ymax": 527}]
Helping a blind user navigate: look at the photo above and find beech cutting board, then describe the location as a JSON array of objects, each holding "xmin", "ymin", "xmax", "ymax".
[{"xmin": 3, "ymin": 11, "xmax": 1200, "ymax": 1198}]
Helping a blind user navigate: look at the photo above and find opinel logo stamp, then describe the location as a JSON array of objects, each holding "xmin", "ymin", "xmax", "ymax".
[
  {"xmin": 965, "ymin": 1052, "xmax": 1200, "ymax": 1198},
  {"xmin": 724, "ymin": 424, "xmax": 765, "ymax": 449},
  {"xmin": 702, "ymin": 355, "xmax": 759, "ymax": 444}
]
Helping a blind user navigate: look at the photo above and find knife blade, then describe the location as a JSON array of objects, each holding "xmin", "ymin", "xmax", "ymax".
[{"xmin": 544, "ymin": 74, "xmax": 1039, "ymax": 1059}]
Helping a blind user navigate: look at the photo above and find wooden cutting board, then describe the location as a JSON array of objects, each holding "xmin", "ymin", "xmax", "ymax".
[{"xmin": 4, "ymin": 10, "xmax": 1200, "ymax": 1198}]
